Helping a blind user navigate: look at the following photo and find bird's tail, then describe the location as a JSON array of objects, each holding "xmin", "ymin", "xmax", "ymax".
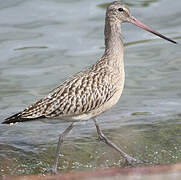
[{"xmin": 2, "ymin": 112, "xmax": 44, "ymax": 124}]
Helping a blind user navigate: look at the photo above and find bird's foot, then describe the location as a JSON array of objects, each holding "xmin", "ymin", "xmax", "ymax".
[
  {"xmin": 96, "ymin": 136, "xmax": 104, "ymax": 141},
  {"xmin": 124, "ymin": 154, "xmax": 142, "ymax": 166},
  {"xmin": 49, "ymin": 167, "xmax": 58, "ymax": 174}
]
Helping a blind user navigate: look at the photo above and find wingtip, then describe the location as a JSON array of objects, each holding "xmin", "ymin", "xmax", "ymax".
[
  {"xmin": 2, "ymin": 112, "xmax": 22, "ymax": 124},
  {"xmin": 2, "ymin": 113, "xmax": 46, "ymax": 124},
  {"xmin": 1, "ymin": 121, "xmax": 8, "ymax": 124}
]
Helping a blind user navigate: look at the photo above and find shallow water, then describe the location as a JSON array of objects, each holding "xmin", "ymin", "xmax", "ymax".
[{"xmin": 0, "ymin": 0, "xmax": 181, "ymax": 176}]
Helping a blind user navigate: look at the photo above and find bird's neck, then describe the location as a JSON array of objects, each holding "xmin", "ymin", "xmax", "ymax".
[
  {"xmin": 104, "ymin": 16, "xmax": 124, "ymax": 67},
  {"xmin": 104, "ymin": 17, "xmax": 123, "ymax": 54}
]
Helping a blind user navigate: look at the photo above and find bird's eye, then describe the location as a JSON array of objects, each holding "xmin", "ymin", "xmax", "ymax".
[{"xmin": 118, "ymin": 8, "xmax": 124, "ymax": 12}]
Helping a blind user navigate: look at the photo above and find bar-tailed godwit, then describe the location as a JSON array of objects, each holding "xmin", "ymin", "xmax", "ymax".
[{"xmin": 2, "ymin": 1, "xmax": 177, "ymax": 173}]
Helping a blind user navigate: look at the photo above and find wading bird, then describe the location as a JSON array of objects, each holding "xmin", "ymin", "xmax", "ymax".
[{"xmin": 2, "ymin": 1, "xmax": 177, "ymax": 173}]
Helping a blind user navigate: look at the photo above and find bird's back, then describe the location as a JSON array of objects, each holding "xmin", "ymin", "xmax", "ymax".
[{"xmin": 2, "ymin": 56, "xmax": 124, "ymax": 124}]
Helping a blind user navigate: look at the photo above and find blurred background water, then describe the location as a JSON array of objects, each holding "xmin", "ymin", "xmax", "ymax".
[{"xmin": 0, "ymin": 0, "xmax": 181, "ymax": 176}]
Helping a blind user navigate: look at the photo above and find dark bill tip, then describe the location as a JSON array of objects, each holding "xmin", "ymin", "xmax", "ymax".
[{"xmin": 129, "ymin": 16, "xmax": 177, "ymax": 44}]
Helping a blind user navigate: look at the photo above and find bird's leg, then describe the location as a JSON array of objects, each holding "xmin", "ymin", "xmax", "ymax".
[
  {"xmin": 93, "ymin": 118, "xmax": 141, "ymax": 165},
  {"xmin": 51, "ymin": 122, "xmax": 74, "ymax": 174}
]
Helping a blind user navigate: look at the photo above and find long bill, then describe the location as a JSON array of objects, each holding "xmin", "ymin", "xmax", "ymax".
[{"xmin": 129, "ymin": 16, "xmax": 177, "ymax": 44}]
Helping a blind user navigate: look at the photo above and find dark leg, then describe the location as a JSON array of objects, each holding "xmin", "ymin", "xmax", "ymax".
[
  {"xmin": 51, "ymin": 122, "xmax": 74, "ymax": 174},
  {"xmin": 93, "ymin": 118, "xmax": 141, "ymax": 165}
]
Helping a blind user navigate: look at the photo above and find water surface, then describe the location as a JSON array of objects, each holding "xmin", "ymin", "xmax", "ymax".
[{"xmin": 0, "ymin": 0, "xmax": 181, "ymax": 176}]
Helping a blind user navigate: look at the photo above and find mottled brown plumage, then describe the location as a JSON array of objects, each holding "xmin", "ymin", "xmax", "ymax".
[
  {"xmin": 3, "ymin": 54, "xmax": 124, "ymax": 123},
  {"xmin": 22, "ymin": 64, "xmax": 120, "ymax": 119}
]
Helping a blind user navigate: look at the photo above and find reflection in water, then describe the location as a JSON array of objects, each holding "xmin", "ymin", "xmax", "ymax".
[{"xmin": 0, "ymin": 0, "xmax": 181, "ymax": 176}]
